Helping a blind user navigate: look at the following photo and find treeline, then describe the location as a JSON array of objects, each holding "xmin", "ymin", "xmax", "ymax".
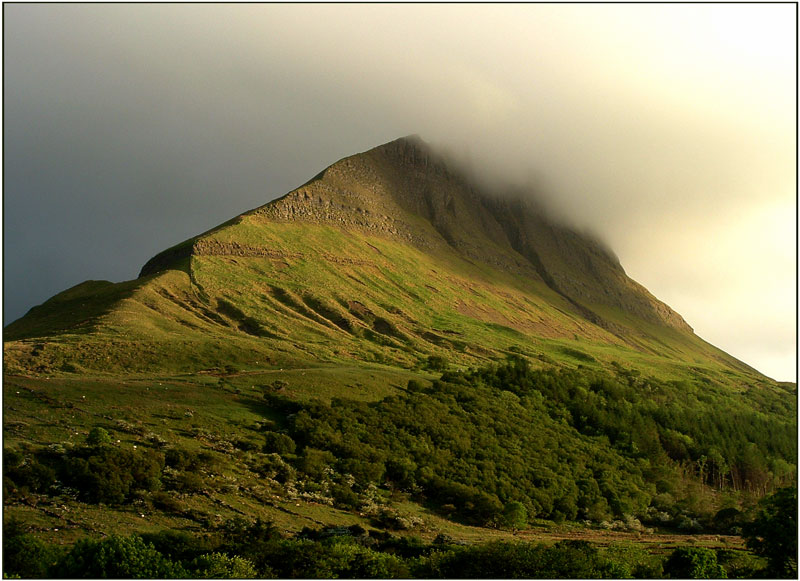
[
  {"xmin": 6, "ymin": 486, "xmax": 796, "ymax": 578},
  {"xmin": 0, "ymin": 516, "xmax": 767, "ymax": 579},
  {"xmin": 472, "ymin": 358, "xmax": 796, "ymax": 494}
]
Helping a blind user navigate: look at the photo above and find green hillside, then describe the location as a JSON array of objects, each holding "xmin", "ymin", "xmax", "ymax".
[{"xmin": 3, "ymin": 137, "xmax": 795, "ymax": 578}]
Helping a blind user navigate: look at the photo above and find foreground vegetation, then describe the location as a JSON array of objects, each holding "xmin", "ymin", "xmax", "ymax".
[
  {"xmin": 276, "ymin": 357, "xmax": 795, "ymax": 527},
  {"xmin": 5, "ymin": 495, "xmax": 795, "ymax": 579},
  {"xmin": 4, "ymin": 355, "xmax": 796, "ymax": 578}
]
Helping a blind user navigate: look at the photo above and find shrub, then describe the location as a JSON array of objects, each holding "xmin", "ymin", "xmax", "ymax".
[
  {"xmin": 3, "ymin": 448, "xmax": 57, "ymax": 495},
  {"xmin": 3, "ymin": 532, "xmax": 63, "ymax": 578},
  {"xmin": 406, "ymin": 379, "xmax": 427, "ymax": 392},
  {"xmin": 189, "ymin": 552, "xmax": 258, "ymax": 578},
  {"xmin": 64, "ymin": 446, "xmax": 164, "ymax": 504},
  {"xmin": 426, "ymin": 355, "xmax": 449, "ymax": 371},
  {"xmin": 663, "ymin": 547, "xmax": 726, "ymax": 579},
  {"xmin": 298, "ymin": 448, "xmax": 336, "ymax": 479},
  {"xmin": 86, "ymin": 427, "xmax": 112, "ymax": 447},
  {"xmin": 330, "ymin": 483, "xmax": 361, "ymax": 509},
  {"xmin": 140, "ymin": 529, "xmax": 217, "ymax": 562},
  {"xmin": 263, "ymin": 431, "xmax": 296, "ymax": 455},
  {"xmin": 713, "ymin": 507, "xmax": 742, "ymax": 533},
  {"xmin": 603, "ymin": 542, "xmax": 663, "ymax": 578},
  {"xmin": 151, "ymin": 491, "xmax": 184, "ymax": 513},
  {"xmin": 173, "ymin": 472, "xmax": 205, "ymax": 493},
  {"xmin": 502, "ymin": 501, "xmax": 528, "ymax": 530},
  {"xmin": 330, "ymin": 543, "xmax": 409, "ymax": 578},
  {"xmin": 414, "ymin": 540, "xmax": 615, "ymax": 578},
  {"xmin": 57, "ymin": 535, "xmax": 185, "ymax": 578},
  {"xmin": 164, "ymin": 448, "xmax": 200, "ymax": 471}
]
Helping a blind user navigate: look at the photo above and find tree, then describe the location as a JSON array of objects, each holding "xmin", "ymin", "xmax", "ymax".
[
  {"xmin": 263, "ymin": 431, "xmax": 296, "ymax": 455},
  {"xmin": 663, "ymin": 547, "xmax": 726, "ymax": 579},
  {"xmin": 57, "ymin": 535, "xmax": 185, "ymax": 578},
  {"xmin": 502, "ymin": 501, "xmax": 528, "ymax": 530},
  {"xmin": 743, "ymin": 486, "xmax": 797, "ymax": 578},
  {"xmin": 86, "ymin": 427, "xmax": 112, "ymax": 447}
]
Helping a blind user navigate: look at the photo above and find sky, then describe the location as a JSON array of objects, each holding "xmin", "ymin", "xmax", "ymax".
[{"xmin": 4, "ymin": 4, "xmax": 796, "ymax": 381}]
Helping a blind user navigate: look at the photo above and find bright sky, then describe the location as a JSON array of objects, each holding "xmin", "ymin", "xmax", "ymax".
[{"xmin": 4, "ymin": 4, "xmax": 796, "ymax": 381}]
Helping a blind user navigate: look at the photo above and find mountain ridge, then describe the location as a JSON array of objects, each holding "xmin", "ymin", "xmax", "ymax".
[
  {"xmin": 5, "ymin": 136, "xmax": 763, "ymax": 384},
  {"xmin": 141, "ymin": 136, "xmax": 690, "ymax": 333}
]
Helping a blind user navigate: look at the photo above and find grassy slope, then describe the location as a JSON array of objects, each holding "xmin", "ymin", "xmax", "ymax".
[
  {"xmin": 3, "ymin": 213, "xmax": 788, "ymax": 549},
  {"xmin": 4, "ymin": 216, "xmax": 771, "ymax": 390}
]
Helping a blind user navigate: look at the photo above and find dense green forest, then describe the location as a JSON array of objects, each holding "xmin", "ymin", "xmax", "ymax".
[{"xmin": 272, "ymin": 358, "xmax": 796, "ymax": 528}]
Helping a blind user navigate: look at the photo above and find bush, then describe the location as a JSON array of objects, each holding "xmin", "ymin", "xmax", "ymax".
[
  {"xmin": 663, "ymin": 547, "xmax": 726, "ymax": 579},
  {"xmin": 86, "ymin": 427, "xmax": 112, "ymax": 447},
  {"xmin": 189, "ymin": 552, "xmax": 258, "ymax": 578},
  {"xmin": 173, "ymin": 471, "xmax": 205, "ymax": 493},
  {"xmin": 263, "ymin": 431, "xmax": 296, "ymax": 455},
  {"xmin": 331, "ymin": 543, "xmax": 409, "ymax": 578},
  {"xmin": 603, "ymin": 542, "xmax": 663, "ymax": 578},
  {"xmin": 57, "ymin": 535, "xmax": 185, "ymax": 578},
  {"xmin": 414, "ymin": 540, "xmax": 616, "ymax": 578},
  {"xmin": 426, "ymin": 355, "xmax": 448, "ymax": 371},
  {"xmin": 502, "ymin": 501, "xmax": 528, "ymax": 530},
  {"xmin": 64, "ymin": 446, "xmax": 164, "ymax": 504},
  {"xmin": 164, "ymin": 448, "xmax": 200, "ymax": 471},
  {"xmin": 407, "ymin": 379, "xmax": 426, "ymax": 392},
  {"xmin": 3, "ymin": 448, "xmax": 57, "ymax": 495},
  {"xmin": 298, "ymin": 448, "xmax": 336, "ymax": 479},
  {"xmin": 3, "ymin": 532, "xmax": 64, "ymax": 578},
  {"xmin": 151, "ymin": 491, "xmax": 185, "ymax": 513},
  {"xmin": 713, "ymin": 507, "xmax": 742, "ymax": 533},
  {"xmin": 140, "ymin": 529, "xmax": 215, "ymax": 562},
  {"xmin": 331, "ymin": 483, "xmax": 361, "ymax": 509}
]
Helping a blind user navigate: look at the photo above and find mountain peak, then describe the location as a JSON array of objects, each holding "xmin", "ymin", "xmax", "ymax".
[
  {"xmin": 137, "ymin": 137, "xmax": 691, "ymax": 336},
  {"xmin": 9, "ymin": 137, "xmax": 765, "ymax": 383},
  {"xmin": 376, "ymin": 134, "xmax": 427, "ymax": 152},
  {"xmin": 365, "ymin": 134, "xmax": 456, "ymax": 178}
]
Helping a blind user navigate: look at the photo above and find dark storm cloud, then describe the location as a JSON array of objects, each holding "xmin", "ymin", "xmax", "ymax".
[{"xmin": 3, "ymin": 4, "xmax": 795, "ymax": 379}]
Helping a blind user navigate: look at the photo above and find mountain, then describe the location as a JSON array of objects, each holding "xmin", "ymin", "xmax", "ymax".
[
  {"xmin": 4, "ymin": 137, "xmax": 796, "ymax": 574},
  {"xmin": 2, "ymin": 136, "xmax": 764, "ymax": 385}
]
